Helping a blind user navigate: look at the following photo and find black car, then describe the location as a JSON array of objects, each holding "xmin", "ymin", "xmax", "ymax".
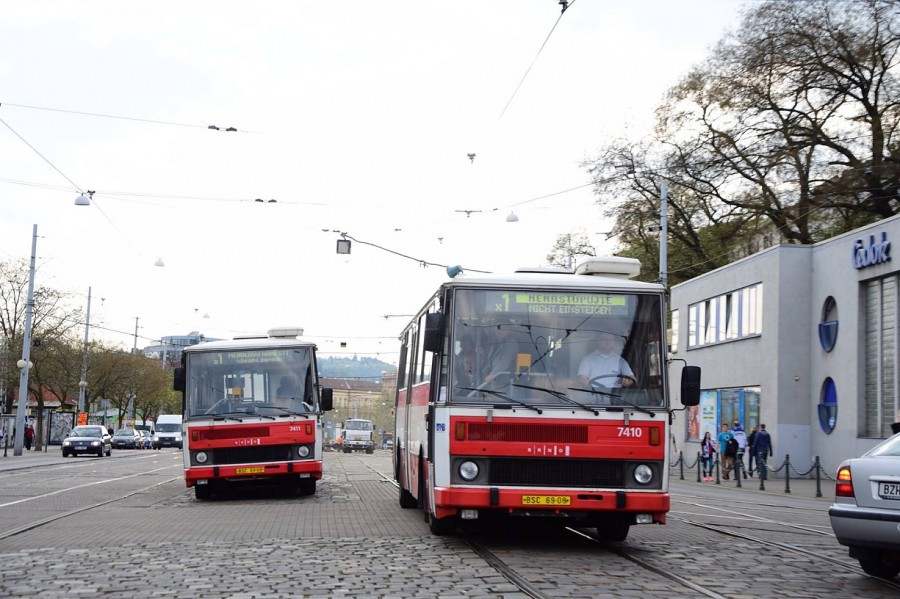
[{"xmin": 62, "ymin": 425, "xmax": 112, "ymax": 458}]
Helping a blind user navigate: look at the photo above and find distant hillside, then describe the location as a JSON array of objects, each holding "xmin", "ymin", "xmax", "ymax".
[{"xmin": 317, "ymin": 356, "xmax": 397, "ymax": 381}]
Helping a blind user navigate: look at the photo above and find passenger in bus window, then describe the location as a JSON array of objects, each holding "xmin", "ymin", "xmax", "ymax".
[
  {"xmin": 577, "ymin": 331, "xmax": 635, "ymax": 389},
  {"xmin": 455, "ymin": 349, "xmax": 477, "ymax": 389}
]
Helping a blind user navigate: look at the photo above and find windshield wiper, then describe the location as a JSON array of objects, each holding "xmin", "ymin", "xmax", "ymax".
[
  {"xmin": 458, "ymin": 386, "xmax": 542, "ymax": 414},
  {"xmin": 513, "ymin": 384, "xmax": 599, "ymax": 415},
  {"xmin": 567, "ymin": 387, "xmax": 656, "ymax": 417},
  {"xmin": 268, "ymin": 406, "xmax": 310, "ymax": 419},
  {"xmin": 210, "ymin": 412, "xmax": 244, "ymax": 422}
]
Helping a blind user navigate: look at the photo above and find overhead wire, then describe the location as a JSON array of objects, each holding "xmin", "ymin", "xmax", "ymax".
[{"xmin": 499, "ymin": 0, "xmax": 576, "ymax": 120}]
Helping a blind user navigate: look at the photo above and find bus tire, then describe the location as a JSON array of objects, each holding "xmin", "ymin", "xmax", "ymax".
[
  {"xmin": 299, "ymin": 479, "xmax": 316, "ymax": 496},
  {"xmin": 428, "ymin": 512, "xmax": 457, "ymax": 536},
  {"xmin": 194, "ymin": 484, "xmax": 212, "ymax": 501},
  {"xmin": 596, "ymin": 520, "xmax": 630, "ymax": 542}
]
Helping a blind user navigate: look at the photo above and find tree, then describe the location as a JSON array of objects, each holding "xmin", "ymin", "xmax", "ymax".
[{"xmin": 578, "ymin": 0, "xmax": 900, "ymax": 282}]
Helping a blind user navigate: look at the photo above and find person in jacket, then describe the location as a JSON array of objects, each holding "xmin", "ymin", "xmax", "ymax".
[
  {"xmin": 717, "ymin": 424, "xmax": 734, "ymax": 479},
  {"xmin": 731, "ymin": 421, "xmax": 748, "ymax": 475},
  {"xmin": 753, "ymin": 423, "xmax": 774, "ymax": 480},
  {"xmin": 24, "ymin": 423, "xmax": 35, "ymax": 450},
  {"xmin": 746, "ymin": 426, "xmax": 758, "ymax": 477},
  {"xmin": 700, "ymin": 431, "xmax": 716, "ymax": 481}
]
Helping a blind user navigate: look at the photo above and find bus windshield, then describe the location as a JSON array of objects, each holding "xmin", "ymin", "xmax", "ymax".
[
  {"xmin": 185, "ymin": 347, "xmax": 318, "ymax": 419},
  {"xmin": 344, "ymin": 420, "xmax": 373, "ymax": 431},
  {"xmin": 449, "ymin": 288, "xmax": 666, "ymax": 409}
]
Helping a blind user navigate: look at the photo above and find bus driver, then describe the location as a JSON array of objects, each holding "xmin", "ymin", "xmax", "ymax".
[{"xmin": 577, "ymin": 331, "xmax": 634, "ymax": 389}]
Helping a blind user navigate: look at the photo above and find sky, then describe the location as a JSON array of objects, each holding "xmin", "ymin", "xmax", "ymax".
[{"xmin": 0, "ymin": 1, "xmax": 750, "ymax": 364}]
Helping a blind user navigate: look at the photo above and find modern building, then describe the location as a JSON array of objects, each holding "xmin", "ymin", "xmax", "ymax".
[
  {"xmin": 143, "ymin": 332, "xmax": 210, "ymax": 368},
  {"xmin": 669, "ymin": 213, "xmax": 900, "ymax": 475}
]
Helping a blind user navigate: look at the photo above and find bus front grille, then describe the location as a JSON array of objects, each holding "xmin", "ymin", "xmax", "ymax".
[
  {"xmin": 209, "ymin": 445, "xmax": 293, "ymax": 465},
  {"xmin": 488, "ymin": 457, "xmax": 625, "ymax": 488}
]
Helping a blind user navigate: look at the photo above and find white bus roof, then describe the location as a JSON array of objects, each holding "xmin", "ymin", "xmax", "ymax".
[{"xmin": 182, "ymin": 336, "xmax": 317, "ymax": 354}]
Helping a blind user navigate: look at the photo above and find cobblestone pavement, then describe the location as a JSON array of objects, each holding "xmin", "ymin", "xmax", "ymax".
[{"xmin": 0, "ymin": 450, "xmax": 894, "ymax": 598}]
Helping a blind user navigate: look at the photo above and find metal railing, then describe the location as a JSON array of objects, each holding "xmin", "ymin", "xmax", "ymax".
[{"xmin": 670, "ymin": 450, "xmax": 830, "ymax": 497}]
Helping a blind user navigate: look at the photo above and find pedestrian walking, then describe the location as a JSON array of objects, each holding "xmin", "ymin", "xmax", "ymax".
[
  {"xmin": 717, "ymin": 424, "xmax": 733, "ymax": 479},
  {"xmin": 746, "ymin": 425, "xmax": 758, "ymax": 477},
  {"xmin": 731, "ymin": 421, "xmax": 748, "ymax": 475},
  {"xmin": 753, "ymin": 424, "xmax": 774, "ymax": 480},
  {"xmin": 723, "ymin": 435, "xmax": 739, "ymax": 479},
  {"xmin": 700, "ymin": 431, "xmax": 716, "ymax": 481},
  {"xmin": 24, "ymin": 423, "xmax": 35, "ymax": 450}
]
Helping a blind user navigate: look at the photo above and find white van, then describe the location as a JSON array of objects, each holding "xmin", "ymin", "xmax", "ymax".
[{"xmin": 152, "ymin": 414, "xmax": 183, "ymax": 450}]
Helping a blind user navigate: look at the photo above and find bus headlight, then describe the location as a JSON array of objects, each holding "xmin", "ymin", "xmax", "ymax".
[
  {"xmin": 459, "ymin": 460, "xmax": 479, "ymax": 481},
  {"xmin": 634, "ymin": 464, "xmax": 653, "ymax": 485},
  {"xmin": 195, "ymin": 451, "xmax": 209, "ymax": 464},
  {"xmin": 297, "ymin": 445, "xmax": 310, "ymax": 458}
]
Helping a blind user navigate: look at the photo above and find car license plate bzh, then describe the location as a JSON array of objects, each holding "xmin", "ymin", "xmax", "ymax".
[
  {"xmin": 879, "ymin": 482, "xmax": 900, "ymax": 500},
  {"xmin": 235, "ymin": 466, "xmax": 266, "ymax": 475},
  {"xmin": 522, "ymin": 495, "xmax": 571, "ymax": 506}
]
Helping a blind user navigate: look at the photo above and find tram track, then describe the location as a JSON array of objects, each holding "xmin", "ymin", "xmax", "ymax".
[{"xmin": 364, "ymin": 457, "xmax": 729, "ymax": 598}]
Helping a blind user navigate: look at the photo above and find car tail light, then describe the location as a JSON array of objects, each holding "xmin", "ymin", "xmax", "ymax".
[{"xmin": 835, "ymin": 465, "xmax": 854, "ymax": 498}]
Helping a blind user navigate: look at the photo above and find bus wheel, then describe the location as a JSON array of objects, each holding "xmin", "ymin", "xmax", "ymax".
[
  {"xmin": 299, "ymin": 479, "xmax": 316, "ymax": 496},
  {"xmin": 428, "ymin": 512, "xmax": 457, "ymax": 536},
  {"xmin": 596, "ymin": 520, "xmax": 630, "ymax": 542},
  {"xmin": 194, "ymin": 484, "xmax": 212, "ymax": 501}
]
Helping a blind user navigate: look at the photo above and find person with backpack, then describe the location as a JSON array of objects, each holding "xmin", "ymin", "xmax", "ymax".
[
  {"xmin": 731, "ymin": 421, "xmax": 748, "ymax": 476},
  {"xmin": 717, "ymin": 423, "xmax": 734, "ymax": 479},
  {"xmin": 753, "ymin": 423, "xmax": 774, "ymax": 480}
]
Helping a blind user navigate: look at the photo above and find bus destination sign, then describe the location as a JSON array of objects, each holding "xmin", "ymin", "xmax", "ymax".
[{"xmin": 488, "ymin": 292, "xmax": 630, "ymax": 316}]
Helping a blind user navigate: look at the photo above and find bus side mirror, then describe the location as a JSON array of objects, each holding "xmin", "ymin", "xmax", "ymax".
[
  {"xmin": 320, "ymin": 388, "xmax": 333, "ymax": 411},
  {"xmin": 680, "ymin": 366, "xmax": 701, "ymax": 406},
  {"xmin": 423, "ymin": 312, "xmax": 445, "ymax": 353},
  {"xmin": 173, "ymin": 367, "xmax": 185, "ymax": 392}
]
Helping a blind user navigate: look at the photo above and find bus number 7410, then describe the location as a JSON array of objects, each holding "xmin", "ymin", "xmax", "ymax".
[{"xmin": 617, "ymin": 427, "xmax": 643, "ymax": 438}]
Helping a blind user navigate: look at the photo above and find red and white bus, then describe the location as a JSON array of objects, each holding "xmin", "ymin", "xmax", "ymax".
[
  {"xmin": 393, "ymin": 258, "xmax": 700, "ymax": 538},
  {"xmin": 174, "ymin": 327, "xmax": 333, "ymax": 500}
]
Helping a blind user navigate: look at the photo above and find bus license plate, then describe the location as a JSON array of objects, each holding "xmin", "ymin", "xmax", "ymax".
[
  {"xmin": 522, "ymin": 495, "xmax": 571, "ymax": 506},
  {"xmin": 879, "ymin": 482, "xmax": 900, "ymax": 500},
  {"xmin": 235, "ymin": 467, "xmax": 266, "ymax": 475}
]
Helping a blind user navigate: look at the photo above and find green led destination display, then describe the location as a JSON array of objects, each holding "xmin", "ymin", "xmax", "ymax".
[
  {"xmin": 486, "ymin": 292, "xmax": 631, "ymax": 316},
  {"xmin": 210, "ymin": 349, "xmax": 298, "ymax": 366}
]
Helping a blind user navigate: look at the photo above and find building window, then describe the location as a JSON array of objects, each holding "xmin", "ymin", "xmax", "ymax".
[
  {"xmin": 686, "ymin": 386, "xmax": 760, "ymax": 442},
  {"xmin": 670, "ymin": 309, "xmax": 679, "ymax": 353},
  {"xmin": 818, "ymin": 377, "xmax": 837, "ymax": 434},
  {"xmin": 687, "ymin": 283, "xmax": 763, "ymax": 348},
  {"xmin": 864, "ymin": 275, "xmax": 899, "ymax": 437}
]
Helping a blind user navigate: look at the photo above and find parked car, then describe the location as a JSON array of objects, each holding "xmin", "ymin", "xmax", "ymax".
[
  {"xmin": 111, "ymin": 428, "xmax": 141, "ymax": 449},
  {"xmin": 61, "ymin": 425, "xmax": 112, "ymax": 458},
  {"xmin": 829, "ymin": 432, "xmax": 900, "ymax": 579},
  {"xmin": 139, "ymin": 430, "xmax": 152, "ymax": 449}
]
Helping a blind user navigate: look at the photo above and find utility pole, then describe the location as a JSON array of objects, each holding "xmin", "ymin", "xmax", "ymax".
[
  {"xmin": 78, "ymin": 287, "xmax": 91, "ymax": 414},
  {"xmin": 14, "ymin": 224, "xmax": 38, "ymax": 456},
  {"xmin": 660, "ymin": 181, "xmax": 668, "ymax": 289},
  {"xmin": 133, "ymin": 317, "xmax": 139, "ymax": 354}
]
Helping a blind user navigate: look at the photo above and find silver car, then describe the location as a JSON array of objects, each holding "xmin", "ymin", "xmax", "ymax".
[{"xmin": 828, "ymin": 432, "xmax": 900, "ymax": 579}]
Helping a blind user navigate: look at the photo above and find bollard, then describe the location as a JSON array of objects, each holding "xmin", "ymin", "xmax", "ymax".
[
  {"xmin": 758, "ymin": 453, "xmax": 766, "ymax": 490},
  {"xmin": 784, "ymin": 454, "xmax": 791, "ymax": 494},
  {"xmin": 814, "ymin": 456, "xmax": 822, "ymax": 498},
  {"xmin": 715, "ymin": 455, "xmax": 721, "ymax": 485},
  {"xmin": 735, "ymin": 456, "xmax": 742, "ymax": 488},
  {"xmin": 679, "ymin": 450, "xmax": 684, "ymax": 480},
  {"xmin": 696, "ymin": 451, "xmax": 702, "ymax": 483}
]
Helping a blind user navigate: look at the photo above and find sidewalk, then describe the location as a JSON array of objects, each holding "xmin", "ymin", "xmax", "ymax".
[
  {"xmin": 670, "ymin": 468, "xmax": 836, "ymax": 501},
  {"xmin": 0, "ymin": 446, "xmax": 70, "ymax": 472}
]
